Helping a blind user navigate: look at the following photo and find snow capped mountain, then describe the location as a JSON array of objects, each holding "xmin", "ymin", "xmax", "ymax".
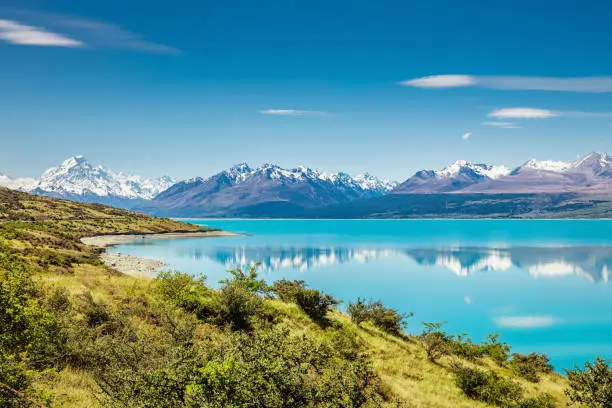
[
  {"xmin": 142, "ymin": 162, "xmax": 397, "ymax": 217},
  {"xmin": 435, "ymin": 160, "xmax": 510, "ymax": 180},
  {"xmin": 570, "ymin": 151, "xmax": 612, "ymax": 177},
  {"xmin": 465, "ymin": 151, "xmax": 612, "ymax": 194},
  {"xmin": 0, "ymin": 156, "xmax": 177, "ymax": 208},
  {"xmin": 519, "ymin": 159, "xmax": 572, "ymax": 173},
  {"xmin": 394, "ymin": 160, "xmax": 510, "ymax": 193},
  {"xmin": 33, "ymin": 156, "xmax": 175, "ymax": 201},
  {"xmin": 0, "ymin": 174, "xmax": 38, "ymax": 191},
  {"xmin": 354, "ymin": 173, "xmax": 398, "ymax": 194}
]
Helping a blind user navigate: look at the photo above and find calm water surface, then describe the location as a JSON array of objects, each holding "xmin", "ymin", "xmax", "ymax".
[{"xmin": 111, "ymin": 220, "xmax": 612, "ymax": 371}]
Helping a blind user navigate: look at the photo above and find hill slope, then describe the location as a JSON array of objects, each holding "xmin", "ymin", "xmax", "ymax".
[{"xmin": 0, "ymin": 188, "xmax": 575, "ymax": 407}]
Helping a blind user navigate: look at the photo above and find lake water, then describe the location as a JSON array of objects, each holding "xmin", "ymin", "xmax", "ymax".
[{"xmin": 110, "ymin": 219, "xmax": 612, "ymax": 371}]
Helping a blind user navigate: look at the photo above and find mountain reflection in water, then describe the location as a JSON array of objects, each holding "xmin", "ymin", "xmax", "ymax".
[{"xmin": 179, "ymin": 245, "xmax": 610, "ymax": 283}]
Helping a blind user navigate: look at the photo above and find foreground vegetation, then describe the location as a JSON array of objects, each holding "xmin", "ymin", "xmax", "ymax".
[{"xmin": 1, "ymin": 188, "xmax": 610, "ymax": 407}]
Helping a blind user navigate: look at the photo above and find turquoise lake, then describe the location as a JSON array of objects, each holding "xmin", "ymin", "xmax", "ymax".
[{"xmin": 110, "ymin": 219, "xmax": 612, "ymax": 371}]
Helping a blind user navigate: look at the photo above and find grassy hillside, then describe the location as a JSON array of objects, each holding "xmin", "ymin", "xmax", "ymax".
[{"xmin": 0, "ymin": 188, "xmax": 596, "ymax": 407}]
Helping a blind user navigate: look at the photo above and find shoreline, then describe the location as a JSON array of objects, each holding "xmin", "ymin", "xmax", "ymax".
[
  {"xmin": 81, "ymin": 230, "xmax": 240, "ymax": 248},
  {"xmin": 81, "ymin": 230, "xmax": 240, "ymax": 277}
]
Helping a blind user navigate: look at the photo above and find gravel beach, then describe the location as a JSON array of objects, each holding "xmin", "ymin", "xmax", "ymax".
[{"xmin": 82, "ymin": 230, "xmax": 240, "ymax": 277}]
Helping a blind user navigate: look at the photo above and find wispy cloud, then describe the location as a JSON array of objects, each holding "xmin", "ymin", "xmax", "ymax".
[
  {"xmin": 461, "ymin": 132, "xmax": 472, "ymax": 140},
  {"xmin": 488, "ymin": 108, "xmax": 559, "ymax": 119},
  {"xmin": 2, "ymin": 10, "xmax": 178, "ymax": 54},
  {"xmin": 401, "ymin": 74, "xmax": 612, "ymax": 93},
  {"xmin": 494, "ymin": 315, "xmax": 557, "ymax": 329},
  {"xmin": 401, "ymin": 75, "xmax": 477, "ymax": 88},
  {"xmin": 0, "ymin": 19, "xmax": 83, "ymax": 47},
  {"xmin": 482, "ymin": 121, "xmax": 521, "ymax": 129},
  {"xmin": 260, "ymin": 109, "xmax": 328, "ymax": 116},
  {"xmin": 487, "ymin": 108, "xmax": 612, "ymax": 120}
]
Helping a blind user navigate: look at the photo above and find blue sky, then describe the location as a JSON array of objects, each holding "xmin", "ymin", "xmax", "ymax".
[{"xmin": 1, "ymin": 0, "xmax": 612, "ymax": 181}]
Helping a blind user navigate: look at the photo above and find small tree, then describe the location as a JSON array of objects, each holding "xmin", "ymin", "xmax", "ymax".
[
  {"xmin": 220, "ymin": 263, "xmax": 269, "ymax": 295},
  {"xmin": 510, "ymin": 353, "xmax": 554, "ymax": 383},
  {"xmin": 565, "ymin": 357, "xmax": 612, "ymax": 408},
  {"xmin": 347, "ymin": 298, "xmax": 412, "ymax": 336},
  {"xmin": 481, "ymin": 333, "xmax": 511, "ymax": 365},
  {"xmin": 419, "ymin": 321, "xmax": 450, "ymax": 362},
  {"xmin": 271, "ymin": 280, "xmax": 339, "ymax": 323}
]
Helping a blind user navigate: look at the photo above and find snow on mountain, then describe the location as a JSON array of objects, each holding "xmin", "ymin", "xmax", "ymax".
[
  {"xmin": 32, "ymin": 156, "xmax": 175, "ymax": 203},
  {"xmin": 569, "ymin": 151, "xmax": 612, "ymax": 177},
  {"xmin": 435, "ymin": 160, "xmax": 510, "ymax": 180},
  {"xmin": 354, "ymin": 173, "xmax": 398, "ymax": 193},
  {"xmin": 520, "ymin": 159, "xmax": 572, "ymax": 173},
  {"xmin": 216, "ymin": 162, "xmax": 395, "ymax": 194},
  {"xmin": 143, "ymin": 162, "xmax": 397, "ymax": 217},
  {"xmin": 394, "ymin": 160, "xmax": 510, "ymax": 193}
]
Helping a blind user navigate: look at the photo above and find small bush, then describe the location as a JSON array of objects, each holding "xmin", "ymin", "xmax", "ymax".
[
  {"xmin": 216, "ymin": 281, "xmax": 263, "ymax": 331},
  {"xmin": 271, "ymin": 279, "xmax": 305, "ymax": 302},
  {"xmin": 220, "ymin": 264, "xmax": 268, "ymax": 295},
  {"xmin": 419, "ymin": 321, "xmax": 451, "ymax": 362},
  {"xmin": 155, "ymin": 271, "xmax": 217, "ymax": 319},
  {"xmin": 81, "ymin": 292, "xmax": 111, "ymax": 327},
  {"xmin": 295, "ymin": 288, "xmax": 339, "ymax": 323},
  {"xmin": 347, "ymin": 298, "xmax": 412, "ymax": 336},
  {"xmin": 455, "ymin": 365, "xmax": 522, "ymax": 406},
  {"xmin": 481, "ymin": 333, "xmax": 511, "ymax": 366},
  {"xmin": 448, "ymin": 334, "xmax": 484, "ymax": 361},
  {"xmin": 511, "ymin": 352, "xmax": 554, "ymax": 383},
  {"xmin": 517, "ymin": 393, "xmax": 555, "ymax": 408},
  {"xmin": 565, "ymin": 357, "xmax": 612, "ymax": 408},
  {"xmin": 271, "ymin": 280, "xmax": 339, "ymax": 323}
]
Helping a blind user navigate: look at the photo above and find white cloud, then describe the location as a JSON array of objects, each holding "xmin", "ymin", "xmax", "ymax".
[
  {"xmin": 401, "ymin": 74, "xmax": 612, "ymax": 93},
  {"xmin": 2, "ymin": 11, "xmax": 178, "ymax": 54},
  {"xmin": 461, "ymin": 132, "xmax": 472, "ymax": 140},
  {"xmin": 0, "ymin": 19, "xmax": 83, "ymax": 47},
  {"xmin": 260, "ymin": 109, "xmax": 327, "ymax": 116},
  {"xmin": 494, "ymin": 315, "xmax": 557, "ymax": 329},
  {"xmin": 482, "ymin": 121, "xmax": 521, "ymax": 129},
  {"xmin": 400, "ymin": 75, "xmax": 477, "ymax": 88},
  {"xmin": 463, "ymin": 296, "xmax": 472, "ymax": 305},
  {"xmin": 488, "ymin": 108, "xmax": 559, "ymax": 119}
]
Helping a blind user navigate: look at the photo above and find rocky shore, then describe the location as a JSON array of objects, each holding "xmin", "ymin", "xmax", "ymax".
[
  {"xmin": 81, "ymin": 230, "xmax": 239, "ymax": 247},
  {"xmin": 82, "ymin": 230, "xmax": 240, "ymax": 277}
]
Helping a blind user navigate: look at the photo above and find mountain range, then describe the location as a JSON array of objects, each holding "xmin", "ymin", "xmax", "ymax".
[
  {"xmin": 2, "ymin": 152, "xmax": 612, "ymax": 218},
  {"xmin": 0, "ymin": 156, "xmax": 175, "ymax": 208},
  {"xmin": 140, "ymin": 163, "xmax": 397, "ymax": 217}
]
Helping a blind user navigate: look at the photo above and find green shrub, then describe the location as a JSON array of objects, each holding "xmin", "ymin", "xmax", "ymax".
[
  {"xmin": 220, "ymin": 264, "xmax": 269, "ymax": 295},
  {"xmin": 517, "ymin": 393, "xmax": 555, "ymax": 408},
  {"xmin": 271, "ymin": 280, "xmax": 339, "ymax": 324},
  {"xmin": 510, "ymin": 353, "xmax": 554, "ymax": 383},
  {"xmin": 448, "ymin": 334, "xmax": 484, "ymax": 361},
  {"xmin": 155, "ymin": 271, "xmax": 217, "ymax": 319},
  {"xmin": 565, "ymin": 357, "xmax": 612, "ymax": 408},
  {"xmin": 455, "ymin": 365, "xmax": 522, "ymax": 406},
  {"xmin": 185, "ymin": 326, "xmax": 383, "ymax": 408},
  {"xmin": 271, "ymin": 279, "xmax": 305, "ymax": 302},
  {"xmin": 419, "ymin": 321, "xmax": 451, "ymax": 362},
  {"xmin": 347, "ymin": 298, "xmax": 412, "ymax": 336},
  {"xmin": 81, "ymin": 292, "xmax": 111, "ymax": 328},
  {"xmin": 0, "ymin": 260, "xmax": 64, "ymax": 407},
  {"xmin": 216, "ymin": 280, "xmax": 263, "ymax": 331},
  {"xmin": 481, "ymin": 333, "xmax": 511, "ymax": 365}
]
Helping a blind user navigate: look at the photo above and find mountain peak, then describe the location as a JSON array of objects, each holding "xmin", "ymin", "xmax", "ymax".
[
  {"xmin": 61, "ymin": 155, "xmax": 88, "ymax": 168},
  {"xmin": 520, "ymin": 158, "xmax": 571, "ymax": 172}
]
